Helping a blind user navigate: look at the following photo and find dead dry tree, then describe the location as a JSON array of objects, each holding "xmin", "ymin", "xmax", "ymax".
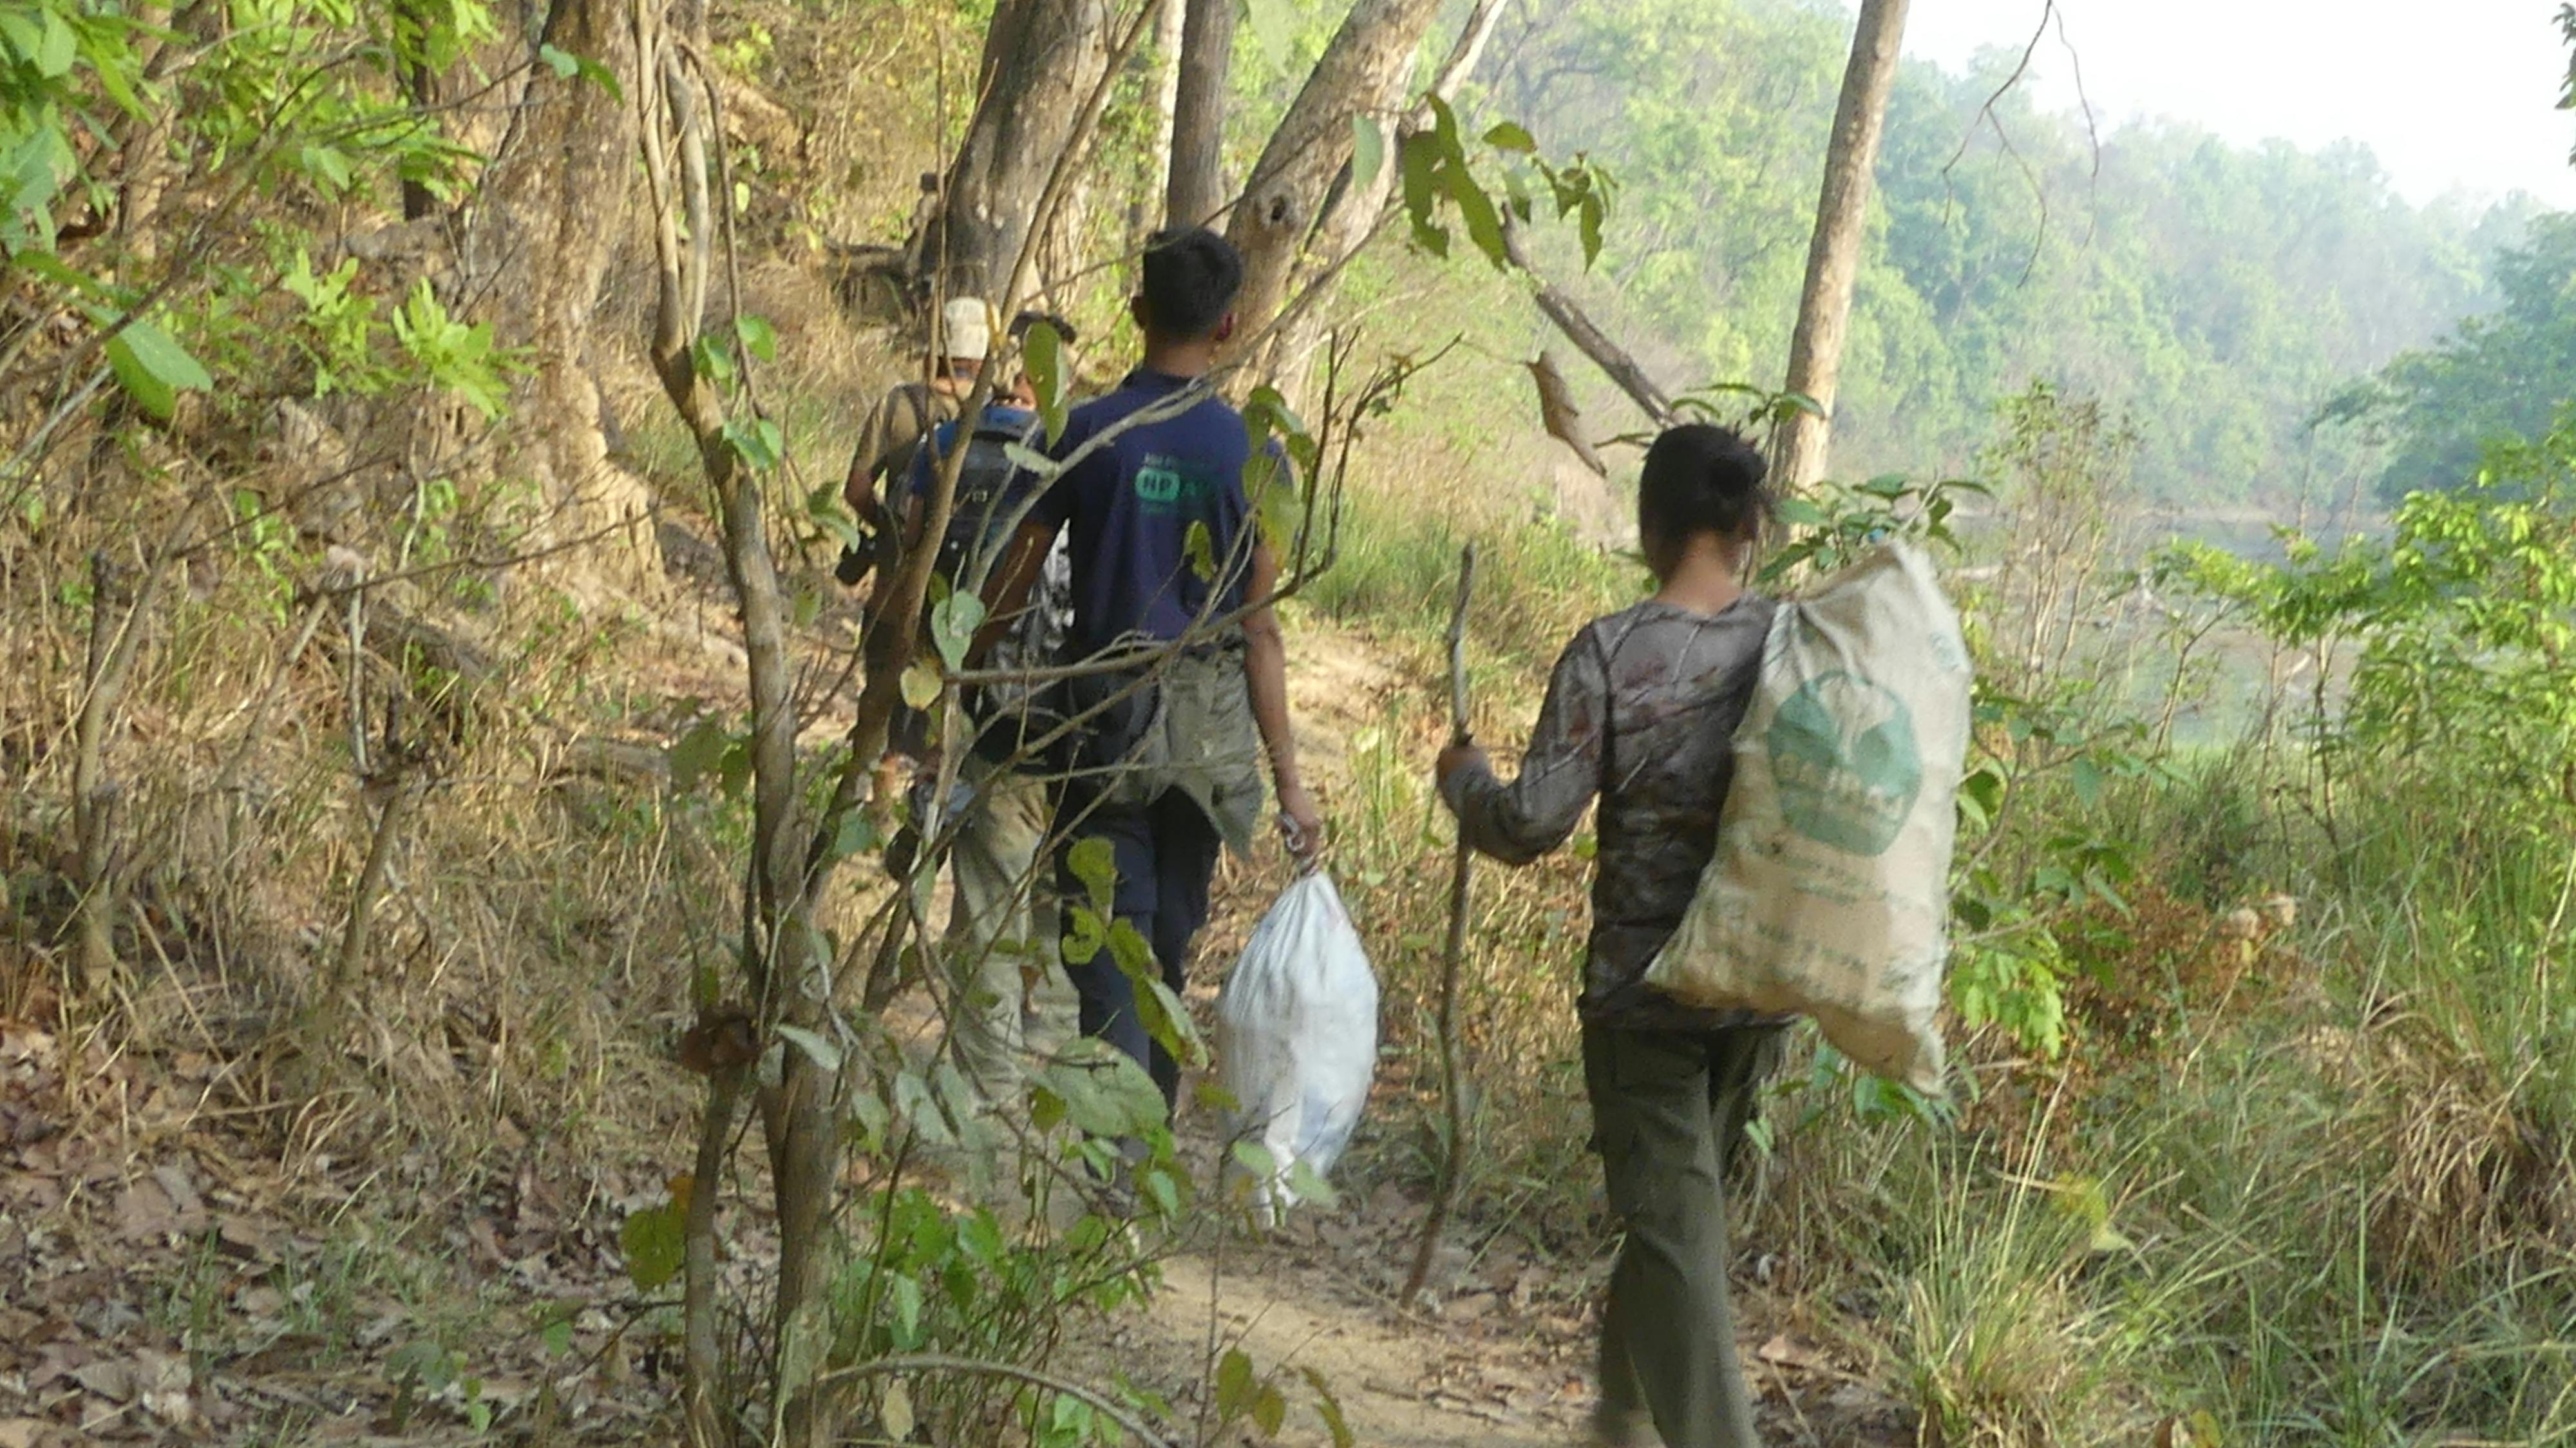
[
  {"xmin": 326, "ymin": 694, "xmax": 435, "ymax": 1002},
  {"xmin": 71, "ymin": 551, "xmax": 138, "ymax": 995},
  {"xmin": 69, "ymin": 489, "xmax": 213, "ymax": 996}
]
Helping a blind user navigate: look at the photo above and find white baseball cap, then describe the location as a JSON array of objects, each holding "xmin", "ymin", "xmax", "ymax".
[{"xmin": 940, "ymin": 297, "xmax": 994, "ymax": 361}]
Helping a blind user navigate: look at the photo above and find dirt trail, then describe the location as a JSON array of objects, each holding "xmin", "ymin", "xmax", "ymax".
[{"xmin": 1128, "ymin": 1249, "xmax": 1586, "ymax": 1448}]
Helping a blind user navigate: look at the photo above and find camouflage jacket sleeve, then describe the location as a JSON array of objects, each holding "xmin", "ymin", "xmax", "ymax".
[
  {"xmin": 844, "ymin": 385, "xmax": 933, "ymax": 513},
  {"xmin": 1442, "ymin": 627, "xmax": 1608, "ymax": 866}
]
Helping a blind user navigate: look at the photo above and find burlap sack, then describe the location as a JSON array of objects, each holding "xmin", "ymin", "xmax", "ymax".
[{"xmin": 1643, "ymin": 542, "xmax": 1972, "ymax": 1092}]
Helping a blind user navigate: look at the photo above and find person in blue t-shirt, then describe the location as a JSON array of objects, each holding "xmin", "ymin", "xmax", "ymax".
[{"xmin": 983, "ymin": 227, "xmax": 1322, "ymax": 1116}]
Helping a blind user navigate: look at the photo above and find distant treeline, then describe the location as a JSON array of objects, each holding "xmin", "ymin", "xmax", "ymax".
[{"xmin": 1468, "ymin": 0, "xmax": 2550, "ymax": 502}]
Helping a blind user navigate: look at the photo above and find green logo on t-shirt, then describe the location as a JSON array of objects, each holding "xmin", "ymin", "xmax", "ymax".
[
  {"xmin": 1133, "ymin": 453, "xmax": 1209, "ymax": 515},
  {"xmin": 1768, "ymin": 670, "xmax": 1922, "ymax": 856}
]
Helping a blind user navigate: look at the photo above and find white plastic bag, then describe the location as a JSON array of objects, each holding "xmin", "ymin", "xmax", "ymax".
[
  {"xmin": 1216, "ymin": 872, "xmax": 1379, "ymax": 1220},
  {"xmin": 1643, "ymin": 542, "xmax": 1973, "ymax": 1093}
]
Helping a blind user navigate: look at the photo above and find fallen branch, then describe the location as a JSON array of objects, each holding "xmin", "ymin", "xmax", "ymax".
[{"xmin": 1500, "ymin": 211, "xmax": 1672, "ymax": 429}]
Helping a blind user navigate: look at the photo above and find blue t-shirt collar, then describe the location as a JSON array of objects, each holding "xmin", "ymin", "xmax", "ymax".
[{"xmin": 1123, "ymin": 367, "xmax": 1209, "ymax": 395}]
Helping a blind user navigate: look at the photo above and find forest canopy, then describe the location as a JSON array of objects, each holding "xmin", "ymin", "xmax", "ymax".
[{"xmin": 1448, "ymin": 0, "xmax": 2550, "ymax": 504}]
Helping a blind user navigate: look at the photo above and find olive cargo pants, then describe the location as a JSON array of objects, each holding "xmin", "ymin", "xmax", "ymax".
[
  {"xmin": 943, "ymin": 758, "xmax": 1069, "ymax": 1100},
  {"xmin": 1582, "ymin": 1022, "xmax": 1785, "ymax": 1448}
]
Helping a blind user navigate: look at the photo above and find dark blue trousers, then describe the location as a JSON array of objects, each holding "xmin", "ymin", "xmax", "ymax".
[{"xmin": 1056, "ymin": 789, "xmax": 1221, "ymax": 1114}]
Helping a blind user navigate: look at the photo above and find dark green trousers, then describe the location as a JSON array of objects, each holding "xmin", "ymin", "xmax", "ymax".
[{"xmin": 1582, "ymin": 1022, "xmax": 1785, "ymax": 1448}]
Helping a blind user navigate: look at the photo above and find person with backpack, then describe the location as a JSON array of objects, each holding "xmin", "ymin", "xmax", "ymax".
[
  {"xmin": 981, "ymin": 227, "xmax": 1323, "ymax": 1121},
  {"xmin": 1433, "ymin": 424, "xmax": 1788, "ymax": 1448},
  {"xmin": 838, "ymin": 296, "xmax": 998, "ymax": 593},
  {"xmin": 895, "ymin": 314, "xmax": 1081, "ymax": 1105}
]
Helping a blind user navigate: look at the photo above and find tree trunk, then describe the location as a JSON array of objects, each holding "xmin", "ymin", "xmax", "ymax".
[
  {"xmin": 456, "ymin": 0, "xmax": 661, "ymax": 591},
  {"xmin": 921, "ymin": 0, "xmax": 1111, "ymax": 299},
  {"xmin": 634, "ymin": 13, "xmax": 847, "ymax": 1440},
  {"xmin": 1221, "ymin": 0, "xmax": 1449, "ymax": 377},
  {"xmin": 397, "ymin": 0, "xmax": 442, "ymax": 220},
  {"xmin": 1774, "ymin": 0, "xmax": 1909, "ymax": 491},
  {"xmin": 1164, "ymin": 0, "xmax": 1235, "ymax": 229},
  {"xmin": 1256, "ymin": 0, "xmax": 1507, "ymax": 402},
  {"xmin": 1134, "ymin": 0, "xmax": 1184, "ymax": 238}
]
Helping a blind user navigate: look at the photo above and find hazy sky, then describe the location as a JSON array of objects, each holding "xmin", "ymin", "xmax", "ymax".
[{"xmin": 1902, "ymin": 0, "xmax": 2576, "ymax": 209}]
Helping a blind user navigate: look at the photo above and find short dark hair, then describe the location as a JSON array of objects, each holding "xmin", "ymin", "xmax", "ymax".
[
  {"xmin": 1638, "ymin": 423, "xmax": 1772, "ymax": 547},
  {"xmin": 1010, "ymin": 310, "xmax": 1079, "ymax": 347},
  {"xmin": 1139, "ymin": 227, "xmax": 1242, "ymax": 339}
]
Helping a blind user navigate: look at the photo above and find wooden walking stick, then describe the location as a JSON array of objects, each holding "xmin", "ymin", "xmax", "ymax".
[{"xmin": 1402, "ymin": 544, "xmax": 1477, "ymax": 1310}]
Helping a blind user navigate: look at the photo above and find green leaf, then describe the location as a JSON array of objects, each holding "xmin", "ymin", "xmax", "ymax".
[
  {"xmin": 33, "ymin": 10, "xmax": 74, "ymax": 79},
  {"xmin": 1023, "ymin": 318, "xmax": 1067, "ymax": 444},
  {"xmin": 2070, "ymin": 757, "xmax": 2107, "ymax": 810},
  {"xmin": 734, "ymin": 313, "xmax": 777, "ymax": 363},
  {"xmin": 103, "ymin": 319, "xmax": 213, "ymax": 422},
  {"xmin": 889, "ymin": 1273, "xmax": 925, "ymax": 1344},
  {"xmin": 1215, "ymin": 1350, "xmax": 1256, "ymax": 1422},
  {"xmin": 829, "ymin": 807, "xmax": 882, "ymax": 862},
  {"xmin": 1253, "ymin": 1385, "xmax": 1288, "ymax": 1436},
  {"xmin": 668, "ymin": 717, "xmax": 729, "ymax": 792},
  {"xmin": 10, "ymin": 250, "xmax": 103, "ymax": 300},
  {"xmin": 718, "ymin": 415, "xmax": 783, "ymax": 470},
  {"xmin": 929, "ymin": 591, "xmax": 985, "ymax": 671},
  {"xmin": 1285, "ymin": 1157, "xmax": 1340, "ymax": 1208},
  {"xmin": 1142, "ymin": 1165, "xmax": 1182, "ymax": 1217},
  {"xmin": 775, "ymin": 1024, "xmax": 843, "ymax": 1074},
  {"xmin": 900, "ymin": 661, "xmax": 943, "ymax": 710},
  {"xmin": 1452, "ymin": 170, "xmax": 1510, "ymax": 270},
  {"xmin": 1029, "ymin": 1087, "xmax": 1066, "ymax": 1132},
  {"xmin": 1062, "ymin": 906, "xmax": 1106, "ymax": 966},
  {"xmin": 1032, "ymin": 1038, "xmax": 1165, "ymax": 1137},
  {"xmin": 891, "ymin": 1071, "xmax": 955, "ymax": 1148},
  {"xmin": 1231, "ymin": 1139, "xmax": 1280, "ymax": 1182},
  {"xmin": 691, "ymin": 336, "xmax": 736, "ymax": 386},
  {"xmin": 618, "ymin": 1202, "xmax": 685, "ymax": 1290},
  {"xmin": 537, "ymin": 43, "xmax": 623, "ymax": 99},
  {"xmin": 1068, "ymin": 837, "xmax": 1118, "ymax": 908},
  {"xmin": 1302, "ymin": 1369, "xmax": 1356, "ymax": 1448},
  {"xmin": 1350, "ymin": 114, "xmax": 1387, "ymax": 193},
  {"xmin": 540, "ymin": 1317, "xmax": 574, "ymax": 1357},
  {"xmin": 1001, "ymin": 441, "xmax": 1063, "ymax": 479},
  {"xmin": 0, "ymin": 12, "xmax": 40, "ymax": 66},
  {"xmin": 848, "ymin": 1085, "xmax": 892, "ymax": 1148},
  {"xmin": 1400, "ymin": 133, "xmax": 1447, "ymax": 257},
  {"xmin": 299, "ymin": 143, "xmax": 354, "ymax": 193},
  {"xmin": 1184, "ymin": 520, "xmax": 1217, "ymax": 583},
  {"xmin": 1482, "ymin": 120, "xmax": 1537, "ymax": 154},
  {"xmin": 1775, "ymin": 497, "xmax": 1831, "ymax": 529}
]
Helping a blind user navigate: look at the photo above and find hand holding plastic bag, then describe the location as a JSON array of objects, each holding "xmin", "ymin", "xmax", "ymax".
[{"xmin": 1217, "ymin": 872, "xmax": 1378, "ymax": 1222}]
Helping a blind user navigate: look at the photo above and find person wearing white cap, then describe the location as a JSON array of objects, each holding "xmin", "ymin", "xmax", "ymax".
[{"xmin": 836, "ymin": 296, "xmax": 1001, "ymax": 594}]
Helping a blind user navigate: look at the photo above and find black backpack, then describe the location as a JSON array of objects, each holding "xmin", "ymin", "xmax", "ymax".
[
  {"xmin": 921, "ymin": 415, "xmax": 1042, "ymax": 607},
  {"xmin": 889, "ymin": 415, "xmax": 1042, "ymax": 759}
]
